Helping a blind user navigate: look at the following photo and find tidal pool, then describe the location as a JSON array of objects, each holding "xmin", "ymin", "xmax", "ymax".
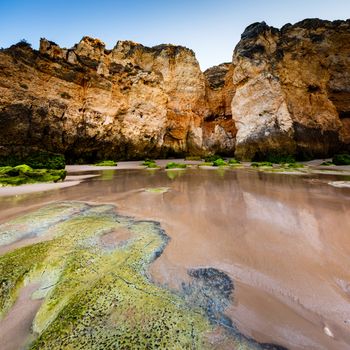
[{"xmin": 0, "ymin": 167, "xmax": 350, "ymax": 349}]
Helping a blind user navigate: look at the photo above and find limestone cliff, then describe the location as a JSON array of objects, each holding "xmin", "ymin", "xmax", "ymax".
[
  {"xmin": 0, "ymin": 37, "xmax": 232, "ymax": 161},
  {"xmin": 0, "ymin": 18, "xmax": 350, "ymax": 162},
  {"xmin": 231, "ymin": 19, "xmax": 350, "ymax": 160}
]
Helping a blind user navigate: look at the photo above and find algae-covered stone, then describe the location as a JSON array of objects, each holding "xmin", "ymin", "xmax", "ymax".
[
  {"xmin": 0, "ymin": 202, "xmax": 285, "ymax": 350},
  {"xmin": 0, "ymin": 152, "xmax": 65, "ymax": 170},
  {"xmin": 94, "ymin": 160, "xmax": 117, "ymax": 166},
  {"xmin": 165, "ymin": 162, "xmax": 187, "ymax": 169},
  {"xmin": 0, "ymin": 164, "xmax": 66, "ymax": 186},
  {"xmin": 0, "ymin": 203, "xmax": 211, "ymax": 349}
]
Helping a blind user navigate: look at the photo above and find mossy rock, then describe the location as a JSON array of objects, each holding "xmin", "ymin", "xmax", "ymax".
[
  {"xmin": 0, "ymin": 165, "xmax": 66, "ymax": 186},
  {"xmin": 142, "ymin": 160, "xmax": 159, "ymax": 168},
  {"xmin": 94, "ymin": 160, "xmax": 117, "ymax": 166},
  {"xmin": 265, "ymin": 154, "xmax": 296, "ymax": 164},
  {"xmin": 251, "ymin": 162, "xmax": 273, "ymax": 168},
  {"xmin": 213, "ymin": 159, "xmax": 228, "ymax": 167},
  {"xmin": 283, "ymin": 163, "xmax": 304, "ymax": 169},
  {"xmin": 0, "ymin": 202, "xmax": 285, "ymax": 350},
  {"xmin": 0, "ymin": 152, "xmax": 65, "ymax": 170},
  {"xmin": 228, "ymin": 159, "xmax": 240, "ymax": 165},
  {"xmin": 165, "ymin": 162, "xmax": 187, "ymax": 169},
  {"xmin": 332, "ymin": 154, "xmax": 350, "ymax": 165},
  {"xmin": 24, "ymin": 152, "xmax": 65, "ymax": 170}
]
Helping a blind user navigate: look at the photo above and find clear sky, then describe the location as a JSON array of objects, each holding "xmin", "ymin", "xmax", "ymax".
[{"xmin": 0, "ymin": 0, "xmax": 349, "ymax": 70}]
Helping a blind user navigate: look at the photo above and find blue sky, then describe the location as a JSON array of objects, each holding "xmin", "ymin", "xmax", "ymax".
[{"xmin": 0, "ymin": 0, "xmax": 349, "ymax": 69}]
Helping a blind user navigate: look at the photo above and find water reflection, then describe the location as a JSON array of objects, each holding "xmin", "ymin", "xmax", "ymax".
[{"xmin": 0, "ymin": 168, "xmax": 350, "ymax": 349}]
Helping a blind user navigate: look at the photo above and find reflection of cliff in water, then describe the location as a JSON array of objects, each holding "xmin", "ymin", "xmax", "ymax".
[{"xmin": 0, "ymin": 168, "xmax": 350, "ymax": 349}]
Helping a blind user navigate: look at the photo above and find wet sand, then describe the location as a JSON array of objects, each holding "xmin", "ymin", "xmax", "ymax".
[
  {"xmin": 1, "ymin": 165, "xmax": 350, "ymax": 349},
  {"xmin": 0, "ymin": 283, "xmax": 42, "ymax": 350}
]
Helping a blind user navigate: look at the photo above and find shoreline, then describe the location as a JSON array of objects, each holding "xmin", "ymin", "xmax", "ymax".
[{"xmin": 0, "ymin": 159, "xmax": 349, "ymax": 197}]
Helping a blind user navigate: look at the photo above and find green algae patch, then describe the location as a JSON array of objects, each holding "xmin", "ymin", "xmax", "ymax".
[
  {"xmin": 142, "ymin": 159, "xmax": 160, "ymax": 169},
  {"xmin": 213, "ymin": 159, "xmax": 228, "ymax": 167},
  {"xmin": 0, "ymin": 202, "xmax": 283, "ymax": 349},
  {"xmin": 0, "ymin": 201, "xmax": 90, "ymax": 246},
  {"xmin": 145, "ymin": 187, "xmax": 169, "ymax": 194},
  {"xmin": 0, "ymin": 242, "xmax": 51, "ymax": 318},
  {"xmin": 0, "ymin": 202, "xmax": 212, "ymax": 349},
  {"xmin": 94, "ymin": 160, "xmax": 117, "ymax": 166},
  {"xmin": 251, "ymin": 162, "xmax": 273, "ymax": 168},
  {"xmin": 165, "ymin": 162, "xmax": 187, "ymax": 169},
  {"xmin": 0, "ymin": 164, "xmax": 66, "ymax": 186},
  {"xmin": 228, "ymin": 158, "xmax": 240, "ymax": 165}
]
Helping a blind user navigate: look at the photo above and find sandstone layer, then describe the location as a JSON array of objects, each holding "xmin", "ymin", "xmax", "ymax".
[{"xmin": 0, "ymin": 18, "xmax": 349, "ymax": 161}]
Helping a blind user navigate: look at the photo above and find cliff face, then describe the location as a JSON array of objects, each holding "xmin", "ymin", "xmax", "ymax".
[
  {"xmin": 0, "ymin": 18, "xmax": 349, "ymax": 162},
  {"xmin": 0, "ymin": 37, "xmax": 233, "ymax": 161},
  {"xmin": 203, "ymin": 63, "xmax": 237, "ymax": 155},
  {"xmin": 231, "ymin": 19, "xmax": 350, "ymax": 160}
]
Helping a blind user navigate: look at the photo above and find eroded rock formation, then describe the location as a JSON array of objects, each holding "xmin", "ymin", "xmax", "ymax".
[
  {"xmin": 231, "ymin": 19, "xmax": 350, "ymax": 160},
  {"xmin": 0, "ymin": 18, "xmax": 349, "ymax": 161},
  {"xmin": 0, "ymin": 38, "xmax": 207, "ymax": 161}
]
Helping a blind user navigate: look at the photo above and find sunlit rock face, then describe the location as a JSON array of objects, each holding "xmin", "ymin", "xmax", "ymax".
[
  {"xmin": 231, "ymin": 19, "xmax": 350, "ymax": 160},
  {"xmin": 0, "ymin": 37, "xmax": 218, "ymax": 162},
  {"xmin": 0, "ymin": 18, "xmax": 350, "ymax": 161}
]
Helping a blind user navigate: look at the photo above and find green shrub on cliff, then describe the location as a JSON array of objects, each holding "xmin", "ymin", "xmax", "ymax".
[
  {"xmin": 332, "ymin": 154, "xmax": 350, "ymax": 165},
  {"xmin": 0, "ymin": 164, "xmax": 66, "ymax": 186}
]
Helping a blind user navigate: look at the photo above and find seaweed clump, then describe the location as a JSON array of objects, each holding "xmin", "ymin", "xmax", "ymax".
[
  {"xmin": 0, "ymin": 164, "xmax": 66, "ymax": 186},
  {"xmin": 213, "ymin": 159, "xmax": 228, "ymax": 167},
  {"xmin": 142, "ymin": 159, "xmax": 159, "ymax": 168},
  {"xmin": 165, "ymin": 162, "xmax": 187, "ymax": 169},
  {"xmin": 94, "ymin": 160, "xmax": 117, "ymax": 166}
]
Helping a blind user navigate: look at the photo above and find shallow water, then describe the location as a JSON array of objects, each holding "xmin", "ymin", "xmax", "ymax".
[{"xmin": 1, "ymin": 167, "xmax": 350, "ymax": 349}]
